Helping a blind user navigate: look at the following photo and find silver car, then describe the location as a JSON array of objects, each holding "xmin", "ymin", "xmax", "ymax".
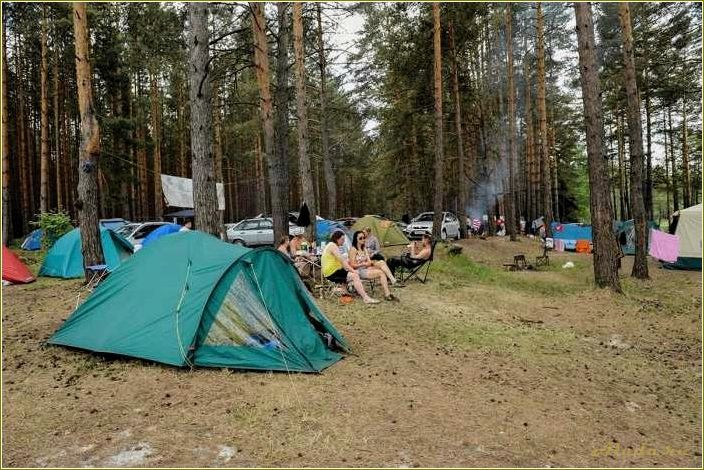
[
  {"xmin": 227, "ymin": 217, "xmax": 304, "ymax": 246},
  {"xmin": 404, "ymin": 212, "xmax": 461, "ymax": 240},
  {"xmin": 114, "ymin": 222, "xmax": 170, "ymax": 250}
]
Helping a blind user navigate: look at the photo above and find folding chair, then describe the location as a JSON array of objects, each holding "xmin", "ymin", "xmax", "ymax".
[{"xmin": 399, "ymin": 240, "xmax": 437, "ymax": 284}]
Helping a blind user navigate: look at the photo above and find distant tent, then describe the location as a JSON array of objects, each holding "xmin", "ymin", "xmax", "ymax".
[
  {"xmin": 352, "ymin": 215, "xmax": 409, "ymax": 247},
  {"xmin": 2, "ymin": 246, "xmax": 35, "ymax": 284},
  {"xmin": 49, "ymin": 231, "xmax": 349, "ymax": 372},
  {"xmin": 39, "ymin": 227, "xmax": 133, "ymax": 279},
  {"xmin": 21, "ymin": 229, "xmax": 43, "ymax": 251},
  {"xmin": 142, "ymin": 223, "xmax": 182, "ymax": 248},
  {"xmin": 663, "ymin": 204, "xmax": 702, "ymax": 271},
  {"xmin": 613, "ymin": 219, "xmax": 658, "ymax": 255},
  {"xmin": 316, "ymin": 219, "xmax": 351, "ymax": 250},
  {"xmin": 550, "ymin": 222, "xmax": 592, "ymax": 250}
]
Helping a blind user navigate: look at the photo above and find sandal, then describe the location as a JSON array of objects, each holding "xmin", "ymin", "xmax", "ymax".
[
  {"xmin": 384, "ymin": 294, "xmax": 400, "ymax": 302},
  {"xmin": 363, "ymin": 297, "xmax": 380, "ymax": 304}
]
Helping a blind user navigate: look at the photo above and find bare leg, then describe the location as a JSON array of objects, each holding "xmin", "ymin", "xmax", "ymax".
[
  {"xmin": 374, "ymin": 260, "xmax": 397, "ymax": 284},
  {"xmin": 347, "ymin": 272, "xmax": 374, "ymax": 301},
  {"xmin": 367, "ymin": 268, "xmax": 391, "ymax": 296}
]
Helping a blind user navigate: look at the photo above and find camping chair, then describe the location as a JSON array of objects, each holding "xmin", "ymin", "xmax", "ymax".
[
  {"xmin": 535, "ymin": 245, "xmax": 550, "ymax": 267},
  {"xmin": 504, "ymin": 254, "xmax": 529, "ymax": 271},
  {"xmin": 399, "ymin": 240, "xmax": 437, "ymax": 284}
]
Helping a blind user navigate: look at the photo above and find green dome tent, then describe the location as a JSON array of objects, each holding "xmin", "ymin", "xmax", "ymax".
[
  {"xmin": 39, "ymin": 227, "xmax": 133, "ymax": 279},
  {"xmin": 352, "ymin": 215, "xmax": 409, "ymax": 247},
  {"xmin": 49, "ymin": 231, "xmax": 349, "ymax": 372}
]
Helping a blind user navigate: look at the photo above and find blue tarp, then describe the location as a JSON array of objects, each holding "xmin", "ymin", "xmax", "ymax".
[
  {"xmin": 142, "ymin": 224, "xmax": 182, "ymax": 248},
  {"xmin": 316, "ymin": 219, "xmax": 351, "ymax": 253},
  {"xmin": 21, "ymin": 229, "xmax": 43, "ymax": 251},
  {"xmin": 551, "ymin": 222, "xmax": 592, "ymax": 250}
]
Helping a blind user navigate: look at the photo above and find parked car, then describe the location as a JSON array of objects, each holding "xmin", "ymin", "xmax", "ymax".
[
  {"xmin": 403, "ymin": 212, "xmax": 461, "ymax": 240},
  {"xmin": 100, "ymin": 218, "xmax": 130, "ymax": 231},
  {"xmin": 114, "ymin": 222, "xmax": 170, "ymax": 250},
  {"xmin": 227, "ymin": 217, "xmax": 304, "ymax": 246}
]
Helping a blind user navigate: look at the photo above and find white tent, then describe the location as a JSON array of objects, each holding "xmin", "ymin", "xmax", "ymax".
[{"xmin": 668, "ymin": 203, "xmax": 702, "ymax": 270}]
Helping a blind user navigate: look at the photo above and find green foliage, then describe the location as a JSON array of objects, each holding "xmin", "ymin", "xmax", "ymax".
[{"xmin": 32, "ymin": 211, "xmax": 73, "ymax": 250}]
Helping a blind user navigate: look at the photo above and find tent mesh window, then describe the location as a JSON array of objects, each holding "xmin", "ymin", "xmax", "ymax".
[{"xmin": 204, "ymin": 272, "xmax": 283, "ymax": 349}]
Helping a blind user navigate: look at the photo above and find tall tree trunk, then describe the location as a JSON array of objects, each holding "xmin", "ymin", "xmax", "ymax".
[
  {"xmin": 293, "ymin": 3, "xmax": 317, "ymax": 241},
  {"xmin": 644, "ymin": 82, "xmax": 653, "ymax": 220},
  {"xmin": 40, "ymin": 5, "xmax": 50, "ymax": 213},
  {"xmin": 250, "ymin": 2, "xmax": 277, "ymax": 223},
  {"xmin": 449, "ymin": 22, "xmax": 468, "ymax": 239},
  {"xmin": 574, "ymin": 2, "xmax": 622, "ymax": 293},
  {"xmin": 212, "ymin": 79, "xmax": 225, "ymax": 239},
  {"xmin": 269, "ymin": 3, "xmax": 292, "ymax": 243},
  {"xmin": 177, "ymin": 78, "xmax": 188, "ymax": 177},
  {"xmin": 668, "ymin": 107, "xmax": 679, "ymax": 212},
  {"xmin": 53, "ymin": 43, "xmax": 63, "ymax": 211},
  {"xmin": 73, "ymin": 2, "xmax": 105, "ymax": 275},
  {"xmin": 505, "ymin": 5, "xmax": 517, "ymax": 241},
  {"xmin": 618, "ymin": 2, "xmax": 648, "ymax": 279},
  {"xmin": 431, "ymin": 3, "xmax": 444, "ymax": 241},
  {"xmin": 681, "ymin": 100, "xmax": 690, "ymax": 208},
  {"xmin": 663, "ymin": 109, "xmax": 671, "ymax": 219},
  {"xmin": 150, "ymin": 72, "xmax": 163, "ymax": 219},
  {"xmin": 316, "ymin": 4, "xmax": 336, "ymax": 218},
  {"xmin": 617, "ymin": 113, "xmax": 627, "ymax": 219},
  {"xmin": 2, "ymin": 15, "xmax": 10, "ymax": 243},
  {"xmin": 136, "ymin": 78, "xmax": 148, "ymax": 219},
  {"xmin": 524, "ymin": 51, "xmax": 535, "ymax": 224},
  {"xmin": 187, "ymin": 3, "xmax": 221, "ymax": 237},
  {"xmin": 536, "ymin": 2, "xmax": 553, "ymax": 236}
]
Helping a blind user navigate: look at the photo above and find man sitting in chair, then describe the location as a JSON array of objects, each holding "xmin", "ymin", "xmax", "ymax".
[{"xmin": 387, "ymin": 233, "xmax": 432, "ymax": 276}]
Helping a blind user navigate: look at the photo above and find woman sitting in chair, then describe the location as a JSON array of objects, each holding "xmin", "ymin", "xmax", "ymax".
[
  {"xmin": 322, "ymin": 231, "xmax": 380, "ymax": 304},
  {"xmin": 388, "ymin": 233, "xmax": 432, "ymax": 276},
  {"xmin": 349, "ymin": 231, "xmax": 399, "ymax": 302}
]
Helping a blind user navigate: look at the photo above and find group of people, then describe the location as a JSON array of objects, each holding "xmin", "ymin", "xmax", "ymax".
[
  {"xmin": 275, "ymin": 226, "xmax": 433, "ymax": 304},
  {"xmin": 322, "ymin": 229, "xmax": 432, "ymax": 304}
]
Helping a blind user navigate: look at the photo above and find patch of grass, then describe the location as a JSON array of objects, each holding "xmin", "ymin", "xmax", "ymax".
[
  {"xmin": 432, "ymin": 254, "xmax": 497, "ymax": 282},
  {"xmin": 429, "ymin": 317, "xmax": 581, "ymax": 361}
]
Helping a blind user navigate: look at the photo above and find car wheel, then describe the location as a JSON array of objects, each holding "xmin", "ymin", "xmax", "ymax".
[{"xmin": 232, "ymin": 238, "xmax": 245, "ymax": 246}]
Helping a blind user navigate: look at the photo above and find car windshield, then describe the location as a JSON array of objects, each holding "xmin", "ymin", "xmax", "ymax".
[
  {"xmin": 415, "ymin": 213, "xmax": 434, "ymax": 222},
  {"xmin": 115, "ymin": 224, "xmax": 138, "ymax": 236}
]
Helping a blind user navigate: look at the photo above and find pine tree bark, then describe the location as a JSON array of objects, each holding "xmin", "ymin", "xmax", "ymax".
[
  {"xmin": 644, "ymin": 83, "xmax": 653, "ymax": 220},
  {"xmin": 269, "ymin": 3, "xmax": 292, "ymax": 243},
  {"xmin": 431, "ymin": 3, "xmax": 444, "ymax": 241},
  {"xmin": 293, "ymin": 2, "xmax": 317, "ymax": 241},
  {"xmin": 2, "ymin": 16, "xmax": 10, "ymax": 243},
  {"xmin": 536, "ymin": 2, "xmax": 553, "ymax": 236},
  {"xmin": 73, "ymin": 2, "xmax": 105, "ymax": 275},
  {"xmin": 617, "ymin": 113, "xmax": 627, "ymax": 220},
  {"xmin": 250, "ymin": 2, "xmax": 278, "ymax": 226},
  {"xmin": 53, "ymin": 43, "xmax": 63, "ymax": 211},
  {"xmin": 574, "ymin": 2, "xmax": 622, "ymax": 293},
  {"xmin": 150, "ymin": 72, "xmax": 163, "ymax": 219},
  {"xmin": 316, "ymin": 4, "xmax": 336, "ymax": 218},
  {"xmin": 668, "ymin": 107, "xmax": 679, "ymax": 212},
  {"xmin": 188, "ymin": 2, "xmax": 221, "ymax": 237},
  {"xmin": 40, "ymin": 5, "xmax": 50, "ymax": 213},
  {"xmin": 449, "ymin": 22, "xmax": 468, "ymax": 239},
  {"xmin": 681, "ymin": 101, "xmax": 690, "ymax": 208},
  {"xmin": 212, "ymin": 79, "xmax": 225, "ymax": 239},
  {"xmin": 618, "ymin": 2, "xmax": 649, "ymax": 279},
  {"xmin": 505, "ymin": 5, "xmax": 517, "ymax": 241},
  {"xmin": 524, "ymin": 52, "xmax": 535, "ymax": 224}
]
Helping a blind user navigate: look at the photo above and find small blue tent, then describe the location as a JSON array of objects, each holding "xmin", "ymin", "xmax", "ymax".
[
  {"xmin": 315, "ymin": 219, "xmax": 351, "ymax": 252},
  {"xmin": 39, "ymin": 227, "xmax": 133, "ymax": 278},
  {"xmin": 142, "ymin": 224, "xmax": 182, "ymax": 248},
  {"xmin": 21, "ymin": 229, "xmax": 43, "ymax": 251},
  {"xmin": 551, "ymin": 222, "xmax": 592, "ymax": 250}
]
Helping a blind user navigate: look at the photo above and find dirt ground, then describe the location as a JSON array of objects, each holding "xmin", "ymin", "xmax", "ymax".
[{"xmin": 2, "ymin": 238, "xmax": 701, "ymax": 467}]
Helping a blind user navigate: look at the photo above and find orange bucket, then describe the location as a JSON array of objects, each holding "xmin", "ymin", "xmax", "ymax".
[{"xmin": 575, "ymin": 240, "xmax": 591, "ymax": 253}]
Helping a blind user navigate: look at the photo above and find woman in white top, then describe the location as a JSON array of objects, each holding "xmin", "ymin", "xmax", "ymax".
[{"xmin": 348, "ymin": 231, "xmax": 399, "ymax": 302}]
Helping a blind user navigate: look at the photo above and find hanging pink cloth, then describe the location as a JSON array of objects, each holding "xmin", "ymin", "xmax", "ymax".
[{"xmin": 648, "ymin": 229, "xmax": 679, "ymax": 263}]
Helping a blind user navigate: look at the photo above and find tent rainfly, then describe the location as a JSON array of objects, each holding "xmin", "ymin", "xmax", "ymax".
[
  {"xmin": 664, "ymin": 204, "xmax": 702, "ymax": 271},
  {"xmin": 49, "ymin": 231, "xmax": 349, "ymax": 372}
]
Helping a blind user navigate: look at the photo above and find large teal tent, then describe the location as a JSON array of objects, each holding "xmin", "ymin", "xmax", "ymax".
[
  {"xmin": 49, "ymin": 231, "xmax": 349, "ymax": 372},
  {"xmin": 39, "ymin": 227, "xmax": 133, "ymax": 278}
]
